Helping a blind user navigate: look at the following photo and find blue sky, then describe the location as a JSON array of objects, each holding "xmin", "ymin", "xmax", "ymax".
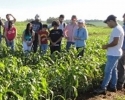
[{"xmin": 0, "ymin": 0, "xmax": 124, "ymax": 21}]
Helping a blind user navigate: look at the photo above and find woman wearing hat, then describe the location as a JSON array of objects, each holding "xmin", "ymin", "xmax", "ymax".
[{"xmin": 74, "ymin": 19, "xmax": 88, "ymax": 57}]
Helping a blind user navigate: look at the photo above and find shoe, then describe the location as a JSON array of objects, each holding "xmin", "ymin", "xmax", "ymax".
[
  {"xmin": 117, "ymin": 86, "xmax": 123, "ymax": 90},
  {"xmin": 93, "ymin": 87, "xmax": 106, "ymax": 95},
  {"xmin": 108, "ymin": 87, "xmax": 117, "ymax": 92}
]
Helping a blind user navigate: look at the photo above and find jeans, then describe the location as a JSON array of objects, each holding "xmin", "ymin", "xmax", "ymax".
[
  {"xmin": 41, "ymin": 44, "xmax": 48, "ymax": 54},
  {"xmin": 66, "ymin": 42, "xmax": 75, "ymax": 51},
  {"xmin": 101, "ymin": 55, "xmax": 120, "ymax": 89},
  {"xmin": 50, "ymin": 46, "xmax": 61, "ymax": 54},
  {"xmin": 33, "ymin": 33, "xmax": 38, "ymax": 53},
  {"xmin": 7, "ymin": 40, "xmax": 14, "ymax": 51},
  {"xmin": 117, "ymin": 50, "xmax": 125, "ymax": 87},
  {"xmin": 76, "ymin": 47, "xmax": 84, "ymax": 57}
]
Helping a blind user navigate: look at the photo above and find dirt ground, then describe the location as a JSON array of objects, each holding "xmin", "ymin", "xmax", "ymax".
[{"xmin": 76, "ymin": 89, "xmax": 125, "ymax": 100}]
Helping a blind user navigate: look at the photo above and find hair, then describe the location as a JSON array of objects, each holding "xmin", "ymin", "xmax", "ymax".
[
  {"xmin": 52, "ymin": 21, "xmax": 59, "ymax": 26},
  {"xmin": 42, "ymin": 24, "xmax": 48, "ymax": 28},
  {"xmin": 71, "ymin": 15, "xmax": 77, "ymax": 19},
  {"xmin": 25, "ymin": 23, "xmax": 33, "ymax": 36},
  {"xmin": 59, "ymin": 14, "xmax": 64, "ymax": 18},
  {"xmin": 8, "ymin": 21, "xmax": 13, "ymax": 30}
]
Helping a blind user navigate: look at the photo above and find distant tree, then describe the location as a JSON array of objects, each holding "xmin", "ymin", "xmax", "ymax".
[{"xmin": 46, "ymin": 17, "xmax": 58, "ymax": 23}]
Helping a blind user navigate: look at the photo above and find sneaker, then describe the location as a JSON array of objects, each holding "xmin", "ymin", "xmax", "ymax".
[
  {"xmin": 117, "ymin": 86, "xmax": 123, "ymax": 90},
  {"xmin": 93, "ymin": 87, "xmax": 106, "ymax": 95}
]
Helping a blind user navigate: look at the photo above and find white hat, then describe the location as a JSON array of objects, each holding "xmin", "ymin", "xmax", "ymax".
[
  {"xmin": 35, "ymin": 14, "xmax": 40, "ymax": 19},
  {"xmin": 78, "ymin": 19, "xmax": 85, "ymax": 23}
]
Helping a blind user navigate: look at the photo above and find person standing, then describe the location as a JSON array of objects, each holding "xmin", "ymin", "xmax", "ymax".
[
  {"xmin": 38, "ymin": 24, "xmax": 49, "ymax": 55},
  {"xmin": 117, "ymin": 13, "xmax": 125, "ymax": 90},
  {"xmin": 31, "ymin": 14, "xmax": 42, "ymax": 53},
  {"xmin": 94, "ymin": 15, "xmax": 124, "ymax": 94},
  {"xmin": 64, "ymin": 15, "xmax": 78, "ymax": 51},
  {"xmin": 74, "ymin": 19, "xmax": 88, "ymax": 57},
  {"xmin": 4, "ymin": 14, "xmax": 16, "ymax": 46},
  {"xmin": 5, "ymin": 21, "xmax": 17, "ymax": 51},
  {"xmin": 58, "ymin": 14, "xmax": 66, "ymax": 31},
  {"xmin": 0, "ymin": 17, "xmax": 4, "ymax": 43},
  {"xmin": 22, "ymin": 23, "xmax": 35, "ymax": 53},
  {"xmin": 48, "ymin": 21, "xmax": 63, "ymax": 54}
]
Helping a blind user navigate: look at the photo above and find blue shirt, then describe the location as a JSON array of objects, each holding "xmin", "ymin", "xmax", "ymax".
[
  {"xmin": 122, "ymin": 25, "xmax": 125, "ymax": 50},
  {"xmin": 74, "ymin": 27, "xmax": 88, "ymax": 47}
]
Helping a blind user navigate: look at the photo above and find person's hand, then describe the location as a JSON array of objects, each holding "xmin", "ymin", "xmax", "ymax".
[
  {"xmin": 52, "ymin": 42, "xmax": 56, "ymax": 46},
  {"xmin": 102, "ymin": 45, "xmax": 108, "ymax": 49},
  {"xmin": 74, "ymin": 37, "xmax": 80, "ymax": 40},
  {"xmin": 42, "ymin": 38, "xmax": 46, "ymax": 41},
  {"xmin": 65, "ymin": 37, "xmax": 69, "ymax": 40},
  {"xmin": 27, "ymin": 42, "xmax": 32, "ymax": 46}
]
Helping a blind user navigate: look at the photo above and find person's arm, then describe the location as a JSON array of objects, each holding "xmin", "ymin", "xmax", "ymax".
[
  {"xmin": 22, "ymin": 31, "xmax": 26, "ymax": 42},
  {"xmin": 74, "ymin": 29, "xmax": 78, "ymax": 40},
  {"xmin": 0, "ymin": 18, "xmax": 4, "ymax": 28},
  {"xmin": 31, "ymin": 31, "xmax": 35, "ymax": 43},
  {"xmin": 80, "ymin": 28, "xmax": 88, "ymax": 40},
  {"xmin": 38, "ymin": 32, "xmax": 41, "ymax": 45},
  {"xmin": 39, "ymin": 22, "xmax": 42, "ymax": 31},
  {"xmin": 54, "ymin": 30, "xmax": 63, "ymax": 44},
  {"xmin": 63, "ymin": 25, "xmax": 68, "ymax": 38},
  {"xmin": 10, "ymin": 14, "xmax": 16, "ymax": 23},
  {"xmin": 102, "ymin": 37, "xmax": 119, "ymax": 49}
]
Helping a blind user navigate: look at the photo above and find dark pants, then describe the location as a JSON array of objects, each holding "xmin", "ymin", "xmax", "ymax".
[
  {"xmin": 33, "ymin": 33, "xmax": 38, "ymax": 53},
  {"xmin": 76, "ymin": 47, "xmax": 84, "ymax": 57},
  {"xmin": 66, "ymin": 42, "xmax": 75, "ymax": 51},
  {"xmin": 50, "ymin": 46, "xmax": 61, "ymax": 54},
  {"xmin": 117, "ymin": 50, "xmax": 125, "ymax": 88}
]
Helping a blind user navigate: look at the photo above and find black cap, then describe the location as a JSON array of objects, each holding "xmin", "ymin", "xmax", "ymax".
[
  {"xmin": 104, "ymin": 15, "xmax": 117, "ymax": 23},
  {"xmin": 59, "ymin": 14, "xmax": 64, "ymax": 18},
  {"xmin": 52, "ymin": 21, "xmax": 59, "ymax": 26}
]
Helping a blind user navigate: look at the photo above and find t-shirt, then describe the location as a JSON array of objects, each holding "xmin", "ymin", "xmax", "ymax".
[
  {"xmin": 49, "ymin": 29, "xmax": 63, "ymax": 46},
  {"xmin": 6, "ymin": 27, "xmax": 16, "ymax": 41},
  {"xmin": 31, "ymin": 21, "xmax": 42, "ymax": 33},
  {"xmin": 38, "ymin": 30, "xmax": 48, "ymax": 44},
  {"xmin": 58, "ymin": 22, "xmax": 66, "ymax": 31},
  {"xmin": 107, "ymin": 24, "xmax": 124, "ymax": 56},
  {"xmin": 23, "ymin": 30, "xmax": 32, "ymax": 41}
]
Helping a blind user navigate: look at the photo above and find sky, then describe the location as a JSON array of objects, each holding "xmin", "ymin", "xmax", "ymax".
[{"xmin": 0, "ymin": 0, "xmax": 125, "ymax": 21}]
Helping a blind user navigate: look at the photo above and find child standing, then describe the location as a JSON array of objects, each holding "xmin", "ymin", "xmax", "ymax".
[
  {"xmin": 5, "ymin": 21, "xmax": 17, "ymax": 51},
  {"xmin": 48, "ymin": 21, "xmax": 63, "ymax": 54},
  {"xmin": 74, "ymin": 19, "xmax": 88, "ymax": 57},
  {"xmin": 38, "ymin": 24, "xmax": 49, "ymax": 54}
]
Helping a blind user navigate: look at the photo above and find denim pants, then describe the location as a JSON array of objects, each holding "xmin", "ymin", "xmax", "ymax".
[
  {"xmin": 41, "ymin": 44, "xmax": 48, "ymax": 54},
  {"xmin": 101, "ymin": 55, "xmax": 120, "ymax": 89},
  {"xmin": 117, "ymin": 50, "xmax": 125, "ymax": 87},
  {"xmin": 66, "ymin": 42, "xmax": 75, "ymax": 51},
  {"xmin": 7, "ymin": 40, "xmax": 14, "ymax": 51}
]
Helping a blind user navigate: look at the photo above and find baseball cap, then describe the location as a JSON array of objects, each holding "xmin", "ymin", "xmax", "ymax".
[
  {"xmin": 35, "ymin": 14, "xmax": 40, "ymax": 20},
  {"xmin": 59, "ymin": 14, "xmax": 64, "ymax": 18},
  {"xmin": 71, "ymin": 15, "xmax": 77, "ymax": 20},
  {"xmin": 78, "ymin": 19, "xmax": 85, "ymax": 23},
  {"xmin": 104, "ymin": 15, "xmax": 117, "ymax": 23}
]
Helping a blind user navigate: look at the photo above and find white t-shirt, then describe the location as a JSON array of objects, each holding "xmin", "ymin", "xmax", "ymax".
[
  {"xmin": 107, "ymin": 24, "xmax": 124, "ymax": 56},
  {"xmin": 58, "ymin": 22, "xmax": 66, "ymax": 31}
]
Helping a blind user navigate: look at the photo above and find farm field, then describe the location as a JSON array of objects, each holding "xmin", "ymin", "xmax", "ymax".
[{"xmin": 0, "ymin": 22, "xmax": 125, "ymax": 100}]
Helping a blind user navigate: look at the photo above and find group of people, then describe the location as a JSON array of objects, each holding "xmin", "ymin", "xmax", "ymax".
[
  {"xmin": 0, "ymin": 14, "xmax": 88, "ymax": 57},
  {"xmin": 0, "ymin": 13, "xmax": 125, "ymax": 95}
]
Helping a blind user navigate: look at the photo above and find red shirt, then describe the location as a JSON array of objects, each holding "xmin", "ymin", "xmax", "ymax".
[
  {"xmin": 39, "ymin": 30, "xmax": 48, "ymax": 44},
  {"xmin": 6, "ymin": 27, "xmax": 16, "ymax": 41}
]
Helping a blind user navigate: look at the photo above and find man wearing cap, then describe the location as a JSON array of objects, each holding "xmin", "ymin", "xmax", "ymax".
[
  {"xmin": 31, "ymin": 14, "xmax": 42, "ymax": 53},
  {"xmin": 94, "ymin": 15, "xmax": 124, "ymax": 94},
  {"xmin": 117, "ymin": 14, "xmax": 125, "ymax": 90},
  {"xmin": 74, "ymin": 19, "xmax": 88, "ymax": 57},
  {"xmin": 64, "ymin": 15, "xmax": 78, "ymax": 51}
]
